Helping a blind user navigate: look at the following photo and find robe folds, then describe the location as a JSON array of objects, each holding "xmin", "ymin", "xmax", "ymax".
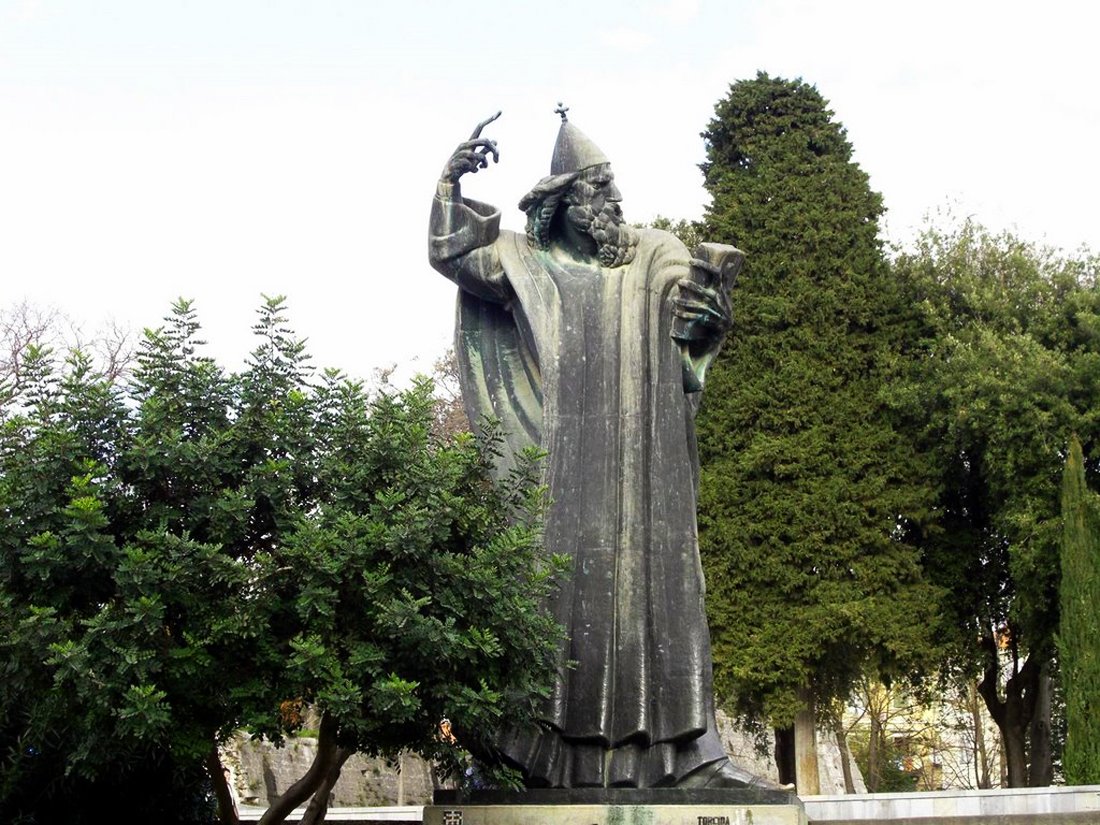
[{"xmin": 428, "ymin": 183, "xmax": 725, "ymax": 788}]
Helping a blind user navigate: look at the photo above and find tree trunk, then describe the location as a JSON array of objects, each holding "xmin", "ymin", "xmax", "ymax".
[
  {"xmin": 1027, "ymin": 663, "xmax": 1052, "ymax": 786},
  {"xmin": 794, "ymin": 687, "xmax": 820, "ymax": 795},
  {"xmin": 867, "ymin": 709, "xmax": 882, "ymax": 793},
  {"xmin": 1001, "ymin": 712, "xmax": 1029, "ymax": 788},
  {"xmin": 397, "ymin": 751, "xmax": 405, "ymax": 806},
  {"xmin": 299, "ymin": 746, "xmax": 353, "ymax": 825},
  {"xmin": 774, "ymin": 726, "xmax": 796, "ymax": 788},
  {"xmin": 977, "ymin": 637, "xmax": 1040, "ymax": 788},
  {"xmin": 206, "ymin": 744, "xmax": 239, "ymax": 825},
  {"xmin": 968, "ymin": 681, "xmax": 991, "ymax": 789},
  {"xmin": 259, "ymin": 713, "xmax": 342, "ymax": 825},
  {"xmin": 832, "ymin": 714, "xmax": 856, "ymax": 794}
]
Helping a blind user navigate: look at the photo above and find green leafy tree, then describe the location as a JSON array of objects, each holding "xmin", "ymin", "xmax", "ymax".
[
  {"xmin": 255, "ymin": 378, "xmax": 566, "ymax": 825},
  {"xmin": 0, "ymin": 341, "xmax": 220, "ymax": 821},
  {"xmin": 894, "ymin": 219, "xmax": 1100, "ymax": 786},
  {"xmin": 646, "ymin": 216, "xmax": 703, "ymax": 251},
  {"xmin": 0, "ymin": 298, "xmax": 566, "ymax": 824},
  {"xmin": 694, "ymin": 73, "xmax": 940, "ymax": 758},
  {"xmin": 1057, "ymin": 436, "xmax": 1100, "ymax": 784},
  {"xmin": 848, "ymin": 731, "xmax": 918, "ymax": 793}
]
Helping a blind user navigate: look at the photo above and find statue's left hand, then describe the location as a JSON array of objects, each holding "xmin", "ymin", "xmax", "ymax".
[
  {"xmin": 672, "ymin": 266, "xmax": 732, "ymax": 341},
  {"xmin": 673, "ymin": 248, "xmax": 739, "ymax": 390}
]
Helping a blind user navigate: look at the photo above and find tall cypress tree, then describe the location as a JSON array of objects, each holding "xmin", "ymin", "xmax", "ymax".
[
  {"xmin": 1058, "ymin": 435, "xmax": 1100, "ymax": 784},
  {"xmin": 695, "ymin": 73, "xmax": 939, "ymax": 730}
]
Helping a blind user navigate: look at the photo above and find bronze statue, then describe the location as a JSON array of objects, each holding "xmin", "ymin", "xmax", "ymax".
[{"xmin": 428, "ymin": 108, "xmax": 753, "ymax": 789}]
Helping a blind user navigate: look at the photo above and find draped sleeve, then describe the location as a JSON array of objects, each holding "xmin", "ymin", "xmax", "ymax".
[{"xmin": 428, "ymin": 181, "xmax": 513, "ymax": 304}]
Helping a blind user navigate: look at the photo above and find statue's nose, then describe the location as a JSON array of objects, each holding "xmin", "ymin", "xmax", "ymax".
[{"xmin": 608, "ymin": 182, "xmax": 623, "ymax": 202}]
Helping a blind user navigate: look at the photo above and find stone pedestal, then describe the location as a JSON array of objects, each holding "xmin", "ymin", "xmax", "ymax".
[{"xmin": 425, "ymin": 788, "xmax": 807, "ymax": 825}]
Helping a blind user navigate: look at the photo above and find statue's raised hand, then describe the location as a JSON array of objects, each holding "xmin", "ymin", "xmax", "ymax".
[{"xmin": 441, "ymin": 111, "xmax": 502, "ymax": 184}]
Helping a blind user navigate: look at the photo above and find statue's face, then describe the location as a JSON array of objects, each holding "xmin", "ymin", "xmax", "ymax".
[
  {"xmin": 563, "ymin": 163, "xmax": 637, "ymax": 268},
  {"xmin": 575, "ymin": 164, "xmax": 622, "ymax": 217},
  {"xmin": 565, "ymin": 164, "xmax": 625, "ymax": 234}
]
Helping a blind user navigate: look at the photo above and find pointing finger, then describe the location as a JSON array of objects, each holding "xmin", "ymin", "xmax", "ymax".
[{"xmin": 469, "ymin": 110, "xmax": 503, "ymax": 140}]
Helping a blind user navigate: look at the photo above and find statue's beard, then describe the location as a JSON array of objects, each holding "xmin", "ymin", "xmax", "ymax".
[{"xmin": 565, "ymin": 201, "xmax": 638, "ymax": 267}]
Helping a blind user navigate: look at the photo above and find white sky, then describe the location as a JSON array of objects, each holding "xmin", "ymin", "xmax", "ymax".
[{"xmin": 2, "ymin": 0, "xmax": 1098, "ymax": 382}]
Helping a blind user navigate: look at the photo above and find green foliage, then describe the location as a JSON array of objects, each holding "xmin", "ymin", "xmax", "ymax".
[
  {"xmin": 262, "ymin": 378, "xmax": 567, "ymax": 768},
  {"xmin": 1057, "ymin": 436, "xmax": 1100, "ymax": 784},
  {"xmin": 0, "ymin": 297, "xmax": 565, "ymax": 820},
  {"xmin": 695, "ymin": 72, "xmax": 940, "ymax": 725},
  {"xmin": 645, "ymin": 216, "xmax": 703, "ymax": 250},
  {"xmin": 894, "ymin": 221, "xmax": 1099, "ymax": 652},
  {"xmin": 893, "ymin": 217, "xmax": 1100, "ymax": 784},
  {"xmin": 847, "ymin": 728, "xmax": 919, "ymax": 793}
]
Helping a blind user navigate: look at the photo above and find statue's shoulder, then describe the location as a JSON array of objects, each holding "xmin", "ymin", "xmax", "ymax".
[
  {"xmin": 636, "ymin": 226, "xmax": 691, "ymax": 259},
  {"xmin": 495, "ymin": 226, "xmax": 535, "ymax": 266}
]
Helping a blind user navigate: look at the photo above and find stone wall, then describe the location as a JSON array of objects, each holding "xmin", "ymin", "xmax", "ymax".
[
  {"xmin": 223, "ymin": 733, "xmax": 437, "ymax": 808},
  {"xmin": 224, "ymin": 710, "xmax": 860, "ymax": 809},
  {"xmin": 715, "ymin": 708, "xmax": 866, "ymax": 794},
  {"xmin": 803, "ymin": 784, "xmax": 1100, "ymax": 823}
]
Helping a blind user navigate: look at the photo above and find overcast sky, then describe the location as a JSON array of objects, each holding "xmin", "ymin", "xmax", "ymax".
[{"xmin": 2, "ymin": 0, "xmax": 1097, "ymax": 382}]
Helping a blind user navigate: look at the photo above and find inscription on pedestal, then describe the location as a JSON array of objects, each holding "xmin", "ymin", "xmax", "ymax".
[
  {"xmin": 423, "ymin": 803, "xmax": 807, "ymax": 825},
  {"xmin": 426, "ymin": 788, "xmax": 807, "ymax": 825}
]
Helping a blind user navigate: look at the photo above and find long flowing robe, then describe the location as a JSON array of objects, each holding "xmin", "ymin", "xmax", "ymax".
[{"xmin": 429, "ymin": 182, "xmax": 726, "ymax": 788}]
